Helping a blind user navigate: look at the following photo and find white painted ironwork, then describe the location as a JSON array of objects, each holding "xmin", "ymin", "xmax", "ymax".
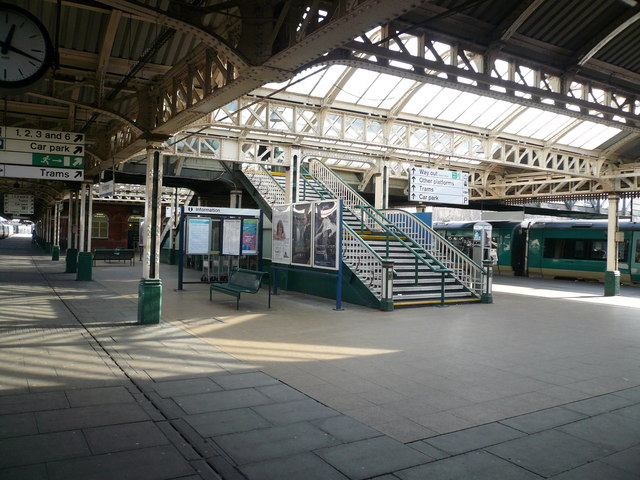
[
  {"xmin": 342, "ymin": 223, "xmax": 384, "ymax": 301},
  {"xmin": 242, "ymin": 165, "xmax": 286, "ymax": 206},
  {"xmin": 383, "ymin": 209, "xmax": 485, "ymax": 297}
]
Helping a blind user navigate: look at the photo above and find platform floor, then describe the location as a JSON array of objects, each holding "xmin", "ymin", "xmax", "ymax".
[{"xmin": 1, "ymin": 233, "xmax": 640, "ymax": 480}]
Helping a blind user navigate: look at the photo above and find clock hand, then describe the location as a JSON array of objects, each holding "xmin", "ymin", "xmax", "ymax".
[
  {"xmin": 0, "ymin": 42, "xmax": 42, "ymax": 62},
  {"xmin": 1, "ymin": 24, "xmax": 15, "ymax": 55}
]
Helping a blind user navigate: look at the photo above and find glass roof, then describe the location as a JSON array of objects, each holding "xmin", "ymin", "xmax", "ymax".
[{"xmin": 262, "ymin": 61, "xmax": 621, "ymax": 153}]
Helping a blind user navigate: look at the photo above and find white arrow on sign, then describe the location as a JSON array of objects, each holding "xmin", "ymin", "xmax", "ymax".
[{"xmin": 1, "ymin": 164, "xmax": 84, "ymax": 182}]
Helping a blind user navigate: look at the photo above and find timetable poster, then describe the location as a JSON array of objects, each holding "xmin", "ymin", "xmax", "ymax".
[
  {"xmin": 186, "ymin": 217, "xmax": 211, "ymax": 255},
  {"xmin": 222, "ymin": 219, "xmax": 242, "ymax": 255},
  {"xmin": 291, "ymin": 203, "xmax": 312, "ymax": 266},
  {"xmin": 241, "ymin": 218, "xmax": 258, "ymax": 255},
  {"xmin": 272, "ymin": 205, "xmax": 291, "ymax": 264},
  {"xmin": 313, "ymin": 200, "xmax": 340, "ymax": 270}
]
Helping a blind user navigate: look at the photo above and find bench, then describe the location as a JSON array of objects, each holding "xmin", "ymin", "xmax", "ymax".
[
  {"xmin": 93, "ymin": 249, "xmax": 136, "ymax": 266},
  {"xmin": 210, "ymin": 268, "xmax": 271, "ymax": 310}
]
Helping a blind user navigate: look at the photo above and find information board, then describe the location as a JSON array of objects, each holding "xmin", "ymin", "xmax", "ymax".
[
  {"xmin": 272, "ymin": 205, "xmax": 292, "ymax": 264},
  {"xmin": 186, "ymin": 217, "xmax": 211, "ymax": 255},
  {"xmin": 241, "ymin": 218, "xmax": 258, "ymax": 255},
  {"xmin": 222, "ymin": 219, "xmax": 242, "ymax": 255}
]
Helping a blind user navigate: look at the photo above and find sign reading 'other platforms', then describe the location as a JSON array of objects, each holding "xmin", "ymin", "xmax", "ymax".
[
  {"xmin": 4, "ymin": 194, "xmax": 34, "ymax": 215},
  {"xmin": 0, "ymin": 126, "xmax": 85, "ymax": 182},
  {"xmin": 408, "ymin": 167, "xmax": 469, "ymax": 205}
]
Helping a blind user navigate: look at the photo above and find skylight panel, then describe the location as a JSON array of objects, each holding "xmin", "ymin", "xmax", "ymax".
[
  {"xmin": 454, "ymin": 95, "xmax": 496, "ymax": 124},
  {"xmin": 401, "ymin": 84, "xmax": 443, "ymax": 115},
  {"xmin": 356, "ymin": 74, "xmax": 407, "ymax": 108},
  {"xmin": 377, "ymin": 77, "xmax": 416, "ymax": 109},
  {"xmin": 438, "ymin": 92, "xmax": 479, "ymax": 122},
  {"xmin": 420, "ymin": 87, "xmax": 462, "ymax": 118},
  {"xmin": 335, "ymin": 69, "xmax": 380, "ymax": 103},
  {"xmin": 501, "ymin": 108, "xmax": 542, "ymax": 135},
  {"xmin": 471, "ymin": 100, "xmax": 520, "ymax": 129},
  {"xmin": 557, "ymin": 122, "xmax": 621, "ymax": 150},
  {"xmin": 517, "ymin": 111, "xmax": 573, "ymax": 139}
]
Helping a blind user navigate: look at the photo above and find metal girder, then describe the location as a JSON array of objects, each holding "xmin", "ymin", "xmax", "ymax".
[
  {"xmin": 310, "ymin": 29, "xmax": 640, "ymax": 132},
  {"xmin": 99, "ymin": 0, "xmax": 429, "ymax": 170}
]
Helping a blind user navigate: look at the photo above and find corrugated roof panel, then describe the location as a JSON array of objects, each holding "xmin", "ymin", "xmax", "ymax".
[{"xmin": 597, "ymin": 24, "xmax": 640, "ymax": 73}]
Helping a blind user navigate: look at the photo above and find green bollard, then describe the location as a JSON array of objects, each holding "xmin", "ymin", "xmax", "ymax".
[
  {"xmin": 604, "ymin": 270, "xmax": 620, "ymax": 296},
  {"xmin": 138, "ymin": 278, "xmax": 162, "ymax": 324},
  {"xmin": 65, "ymin": 248, "xmax": 78, "ymax": 273},
  {"xmin": 76, "ymin": 252, "xmax": 93, "ymax": 281},
  {"xmin": 52, "ymin": 245, "xmax": 60, "ymax": 261},
  {"xmin": 44, "ymin": 242, "xmax": 52, "ymax": 254}
]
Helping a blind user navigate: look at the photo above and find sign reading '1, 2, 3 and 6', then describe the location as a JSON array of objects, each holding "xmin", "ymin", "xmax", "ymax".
[
  {"xmin": 408, "ymin": 167, "xmax": 469, "ymax": 205},
  {"xmin": 0, "ymin": 126, "xmax": 85, "ymax": 182}
]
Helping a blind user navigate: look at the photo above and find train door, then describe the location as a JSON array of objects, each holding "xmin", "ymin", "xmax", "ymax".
[{"xmin": 630, "ymin": 232, "xmax": 640, "ymax": 283}]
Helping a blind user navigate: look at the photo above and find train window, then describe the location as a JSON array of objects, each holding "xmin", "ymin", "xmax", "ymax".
[
  {"xmin": 543, "ymin": 238, "xmax": 607, "ymax": 261},
  {"xmin": 636, "ymin": 241, "xmax": 640, "ymax": 263},
  {"xmin": 589, "ymin": 240, "xmax": 606, "ymax": 260},
  {"xmin": 619, "ymin": 240, "xmax": 628, "ymax": 262},
  {"xmin": 92, "ymin": 213, "xmax": 109, "ymax": 239}
]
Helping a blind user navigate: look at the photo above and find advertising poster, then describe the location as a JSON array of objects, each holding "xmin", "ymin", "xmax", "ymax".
[
  {"xmin": 222, "ymin": 218, "xmax": 242, "ymax": 255},
  {"xmin": 291, "ymin": 203, "xmax": 312, "ymax": 266},
  {"xmin": 313, "ymin": 200, "xmax": 340, "ymax": 269},
  {"xmin": 186, "ymin": 217, "xmax": 211, "ymax": 255},
  {"xmin": 241, "ymin": 218, "xmax": 258, "ymax": 255},
  {"xmin": 272, "ymin": 205, "xmax": 291, "ymax": 264}
]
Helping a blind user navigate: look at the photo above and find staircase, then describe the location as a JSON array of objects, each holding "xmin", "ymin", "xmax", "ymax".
[{"xmin": 240, "ymin": 162, "xmax": 487, "ymax": 308}]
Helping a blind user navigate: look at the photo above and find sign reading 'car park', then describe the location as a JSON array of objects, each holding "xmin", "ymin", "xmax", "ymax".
[
  {"xmin": 0, "ymin": 126, "xmax": 85, "ymax": 182},
  {"xmin": 408, "ymin": 167, "xmax": 469, "ymax": 205}
]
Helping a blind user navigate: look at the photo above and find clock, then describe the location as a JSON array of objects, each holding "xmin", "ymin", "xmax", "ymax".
[{"xmin": 0, "ymin": 3, "xmax": 53, "ymax": 93}]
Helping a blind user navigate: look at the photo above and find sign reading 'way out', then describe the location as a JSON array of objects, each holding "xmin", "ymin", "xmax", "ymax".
[{"xmin": 408, "ymin": 167, "xmax": 469, "ymax": 205}]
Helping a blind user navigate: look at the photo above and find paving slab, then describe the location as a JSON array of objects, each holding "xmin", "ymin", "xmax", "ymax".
[
  {"xmin": 0, "ymin": 430, "xmax": 90, "ymax": 468},
  {"xmin": 252, "ymin": 398, "xmax": 339, "ymax": 425},
  {"xmin": 424, "ymin": 422, "xmax": 525, "ymax": 455},
  {"xmin": 315, "ymin": 436, "xmax": 430, "ymax": 480},
  {"xmin": 186, "ymin": 408, "xmax": 272, "ymax": 437},
  {"xmin": 600, "ymin": 445, "xmax": 640, "ymax": 475},
  {"xmin": 557, "ymin": 413, "xmax": 640, "ymax": 451},
  {"xmin": 499, "ymin": 406, "xmax": 587, "ymax": 434},
  {"xmin": 46, "ymin": 445, "xmax": 196, "ymax": 480},
  {"xmin": 547, "ymin": 460, "xmax": 640, "ymax": 480},
  {"xmin": 486, "ymin": 429, "xmax": 613, "ymax": 477},
  {"xmin": 174, "ymin": 388, "xmax": 273, "ymax": 415},
  {"xmin": 35, "ymin": 402, "xmax": 151, "ymax": 432},
  {"xmin": 239, "ymin": 452, "xmax": 348, "ymax": 480},
  {"xmin": 214, "ymin": 421, "xmax": 341, "ymax": 464},
  {"xmin": 84, "ymin": 420, "xmax": 170, "ymax": 454}
]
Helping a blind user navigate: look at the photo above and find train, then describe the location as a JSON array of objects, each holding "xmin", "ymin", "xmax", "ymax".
[
  {"xmin": 433, "ymin": 220, "xmax": 640, "ymax": 285},
  {"xmin": 0, "ymin": 223, "xmax": 13, "ymax": 239}
]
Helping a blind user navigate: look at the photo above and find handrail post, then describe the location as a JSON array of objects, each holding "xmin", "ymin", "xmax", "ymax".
[
  {"xmin": 438, "ymin": 271, "xmax": 447, "ymax": 307},
  {"xmin": 381, "ymin": 259, "xmax": 394, "ymax": 311},
  {"xmin": 482, "ymin": 260, "xmax": 494, "ymax": 303}
]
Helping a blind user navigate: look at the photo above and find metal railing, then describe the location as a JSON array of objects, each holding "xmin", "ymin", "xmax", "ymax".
[
  {"xmin": 383, "ymin": 209, "xmax": 486, "ymax": 297},
  {"xmin": 342, "ymin": 223, "xmax": 385, "ymax": 300},
  {"xmin": 242, "ymin": 164, "xmax": 286, "ymax": 205},
  {"xmin": 307, "ymin": 159, "xmax": 379, "ymax": 230}
]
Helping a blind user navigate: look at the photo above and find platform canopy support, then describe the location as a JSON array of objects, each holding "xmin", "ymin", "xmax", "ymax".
[
  {"xmin": 605, "ymin": 194, "xmax": 620, "ymax": 296},
  {"xmin": 138, "ymin": 141, "xmax": 165, "ymax": 324},
  {"xmin": 77, "ymin": 183, "xmax": 93, "ymax": 281}
]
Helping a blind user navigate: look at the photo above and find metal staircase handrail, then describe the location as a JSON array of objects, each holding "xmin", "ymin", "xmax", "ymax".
[
  {"xmin": 341, "ymin": 222, "xmax": 387, "ymax": 300},
  {"xmin": 299, "ymin": 166, "xmax": 335, "ymax": 201},
  {"xmin": 382, "ymin": 209, "xmax": 486, "ymax": 297},
  {"xmin": 308, "ymin": 159, "xmax": 372, "ymax": 226},
  {"xmin": 358, "ymin": 205, "xmax": 450, "ymax": 274},
  {"xmin": 242, "ymin": 164, "xmax": 286, "ymax": 206}
]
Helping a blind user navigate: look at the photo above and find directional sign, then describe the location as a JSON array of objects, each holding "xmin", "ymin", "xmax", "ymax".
[
  {"xmin": 408, "ymin": 167, "xmax": 469, "ymax": 205},
  {"xmin": 4, "ymin": 194, "xmax": 34, "ymax": 214},
  {"xmin": 1, "ymin": 126, "xmax": 84, "ymax": 144},
  {"xmin": 0, "ymin": 164, "xmax": 84, "ymax": 182},
  {"xmin": 0, "ymin": 151, "xmax": 84, "ymax": 168},
  {"xmin": 4, "ymin": 139, "xmax": 84, "ymax": 156}
]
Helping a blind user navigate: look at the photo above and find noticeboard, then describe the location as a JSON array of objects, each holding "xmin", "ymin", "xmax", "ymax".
[
  {"xmin": 186, "ymin": 217, "xmax": 211, "ymax": 255},
  {"xmin": 222, "ymin": 218, "xmax": 242, "ymax": 255}
]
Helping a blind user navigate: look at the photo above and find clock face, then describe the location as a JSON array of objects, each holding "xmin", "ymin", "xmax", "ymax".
[{"xmin": 0, "ymin": 4, "xmax": 53, "ymax": 90}]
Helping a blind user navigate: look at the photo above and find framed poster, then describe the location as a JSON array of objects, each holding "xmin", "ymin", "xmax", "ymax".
[
  {"xmin": 186, "ymin": 217, "xmax": 211, "ymax": 255},
  {"xmin": 241, "ymin": 218, "xmax": 258, "ymax": 255},
  {"xmin": 291, "ymin": 203, "xmax": 312, "ymax": 266},
  {"xmin": 313, "ymin": 200, "xmax": 340, "ymax": 269},
  {"xmin": 222, "ymin": 218, "xmax": 242, "ymax": 255},
  {"xmin": 272, "ymin": 205, "xmax": 291, "ymax": 264}
]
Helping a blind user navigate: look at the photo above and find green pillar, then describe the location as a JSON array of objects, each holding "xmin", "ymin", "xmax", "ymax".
[
  {"xmin": 44, "ymin": 241, "xmax": 52, "ymax": 253},
  {"xmin": 65, "ymin": 248, "xmax": 78, "ymax": 273},
  {"xmin": 138, "ymin": 278, "xmax": 162, "ymax": 324},
  {"xmin": 52, "ymin": 245, "xmax": 60, "ymax": 261},
  {"xmin": 76, "ymin": 252, "xmax": 93, "ymax": 281},
  {"xmin": 604, "ymin": 270, "xmax": 620, "ymax": 296},
  {"xmin": 168, "ymin": 248, "xmax": 177, "ymax": 265}
]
